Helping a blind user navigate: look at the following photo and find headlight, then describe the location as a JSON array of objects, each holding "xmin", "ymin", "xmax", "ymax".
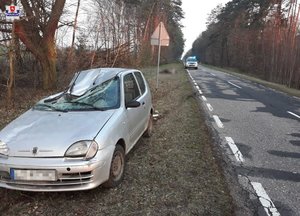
[
  {"xmin": 85, "ymin": 141, "xmax": 98, "ymax": 160},
  {"xmin": 0, "ymin": 140, "xmax": 9, "ymax": 156},
  {"xmin": 65, "ymin": 140, "xmax": 98, "ymax": 160}
]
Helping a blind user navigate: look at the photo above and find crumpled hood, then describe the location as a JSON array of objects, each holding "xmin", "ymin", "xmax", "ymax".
[{"xmin": 0, "ymin": 109, "xmax": 115, "ymax": 157}]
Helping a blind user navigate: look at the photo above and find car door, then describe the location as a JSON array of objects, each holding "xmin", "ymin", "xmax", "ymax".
[
  {"xmin": 133, "ymin": 71, "xmax": 150, "ymax": 131},
  {"xmin": 123, "ymin": 73, "xmax": 144, "ymax": 149}
]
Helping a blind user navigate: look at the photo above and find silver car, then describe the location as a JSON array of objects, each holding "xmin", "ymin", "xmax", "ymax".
[
  {"xmin": 184, "ymin": 57, "xmax": 198, "ymax": 69},
  {"xmin": 0, "ymin": 68, "xmax": 153, "ymax": 192}
]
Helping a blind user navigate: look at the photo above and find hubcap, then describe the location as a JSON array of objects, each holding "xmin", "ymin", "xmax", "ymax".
[{"xmin": 112, "ymin": 151, "xmax": 124, "ymax": 181}]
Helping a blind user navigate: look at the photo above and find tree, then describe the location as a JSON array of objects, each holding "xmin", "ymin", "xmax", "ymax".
[
  {"xmin": 1, "ymin": 0, "xmax": 66, "ymax": 90},
  {"xmin": 192, "ymin": 0, "xmax": 300, "ymax": 89}
]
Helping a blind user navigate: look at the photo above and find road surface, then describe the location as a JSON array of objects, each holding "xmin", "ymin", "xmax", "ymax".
[{"xmin": 188, "ymin": 65, "xmax": 300, "ymax": 216}]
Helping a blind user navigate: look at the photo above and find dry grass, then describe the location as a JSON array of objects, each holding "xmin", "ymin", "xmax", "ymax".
[{"xmin": 0, "ymin": 64, "xmax": 234, "ymax": 215}]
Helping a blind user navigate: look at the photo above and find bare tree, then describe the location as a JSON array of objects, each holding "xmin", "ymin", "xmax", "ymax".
[{"xmin": 13, "ymin": 0, "xmax": 66, "ymax": 90}]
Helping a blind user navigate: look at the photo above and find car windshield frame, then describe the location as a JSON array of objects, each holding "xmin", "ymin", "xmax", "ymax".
[{"xmin": 34, "ymin": 76, "xmax": 120, "ymax": 112}]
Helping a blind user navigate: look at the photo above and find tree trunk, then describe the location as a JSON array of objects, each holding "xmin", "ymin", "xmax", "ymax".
[
  {"xmin": 7, "ymin": 22, "xmax": 15, "ymax": 107},
  {"xmin": 13, "ymin": 0, "xmax": 66, "ymax": 90},
  {"xmin": 39, "ymin": 45, "xmax": 57, "ymax": 90}
]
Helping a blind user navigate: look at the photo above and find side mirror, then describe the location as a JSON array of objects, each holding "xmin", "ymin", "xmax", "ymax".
[{"xmin": 126, "ymin": 101, "xmax": 141, "ymax": 108}]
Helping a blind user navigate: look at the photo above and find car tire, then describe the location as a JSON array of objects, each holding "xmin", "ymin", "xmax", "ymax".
[
  {"xmin": 103, "ymin": 145, "xmax": 125, "ymax": 188},
  {"xmin": 143, "ymin": 114, "xmax": 153, "ymax": 138}
]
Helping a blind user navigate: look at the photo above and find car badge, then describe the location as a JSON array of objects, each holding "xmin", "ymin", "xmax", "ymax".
[{"xmin": 32, "ymin": 147, "xmax": 38, "ymax": 155}]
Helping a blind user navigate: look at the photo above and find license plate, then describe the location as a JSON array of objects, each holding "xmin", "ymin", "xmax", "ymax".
[{"xmin": 11, "ymin": 169, "xmax": 57, "ymax": 181}]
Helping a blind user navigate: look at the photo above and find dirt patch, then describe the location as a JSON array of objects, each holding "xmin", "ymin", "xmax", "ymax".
[{"xmin": 0, "ymin": 64, "xmax": 234, "ymax": 215}]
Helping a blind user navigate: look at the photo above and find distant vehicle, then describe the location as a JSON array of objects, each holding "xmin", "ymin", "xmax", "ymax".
[
  {"xmin": 0, "ymin": 68, "xmax": 153, "ymax": 192},
  {"xmin": 184, "ymin": 56, "xmax": 198, "ymax": 69}
]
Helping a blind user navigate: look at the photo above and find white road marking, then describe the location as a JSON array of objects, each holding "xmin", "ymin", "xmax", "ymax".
[
  {"xmin": 210, "ymin": 73, "xmax": 216, "ymax": 77},
  {"xmin": 198, "ymin": 90, "xmax": 203, "ymax": 94},
  {"xmin": 225, "ymin": 137, "xmax": 244, "ymax": 162},
  {"xmin": 228, "ymin": 81, "xmax": 242, "ymax": 89},
  {"xmin": 251, "ymin": 182, "xmax": 280, "ymax": 216},
  {"xmin": 213, "ymin": 115, "xmax": 224, "ymax": 128},
  {"xmin": 287, "ymin": 111, "xmax": 300, "ymax": 119},
  {"xmin": 201, "ymin": 95, "xmax": 207, "ymax": 101},
  {"xmin": 206, "ymin": 103, "xmax": 213, "ymax": 112},
  {"xmin": 196, "ymin": 86, "xmax": 200, "ymax": 90}
]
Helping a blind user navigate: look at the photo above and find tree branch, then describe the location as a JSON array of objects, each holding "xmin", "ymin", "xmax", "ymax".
[
  {"xmin": 0, "ymin": 0, "xmax": 10, "ymax": 11},
  {"xmin": 0, "ymin": 20, "xmax": 13, "ymax": 25},
  {"xmin": 0, "ymin": 37, "xmax": 11, "ymax": 42},
  {"xmin": 44, "ymin": 0, "xmax": 66, "ymax": 40},
  {"xmin": 14, "ymin": 19, "xmax": 43, "ymax": 58},
  {"xmin": 0, "ymin": 28, "xmax": 12, "ymax": 33},
  {"xmin": 20, "ymin": 0, "xmax": 34, "ymax": 18}
]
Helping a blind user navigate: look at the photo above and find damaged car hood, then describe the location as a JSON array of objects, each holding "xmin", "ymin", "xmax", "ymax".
[{"xmin": 0, "ymin": 109, "xmax": 115, "ymax": 157}]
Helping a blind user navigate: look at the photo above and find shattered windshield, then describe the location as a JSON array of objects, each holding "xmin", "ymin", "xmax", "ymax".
[{"xmin": 34, "ymin": 77, "xmax": 120, "ymax": 112}]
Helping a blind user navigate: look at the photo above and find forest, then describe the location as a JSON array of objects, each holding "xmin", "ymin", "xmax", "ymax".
[
  {"xmin": 0, "ymin": 0, "xmax": 184, "ymax": 104},
  {"xmin": 189, "ymin": 0, "xmax": 300, "ymax": 89}
]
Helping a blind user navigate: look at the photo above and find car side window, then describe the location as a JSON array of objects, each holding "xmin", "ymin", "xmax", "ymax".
[
  {"xmin": 124, "ymin": 73, "xmax": 141, "ymax": 104},
  {"xmin": 134, "ymin": 72, "xmax": 146, "ymax": 95}
]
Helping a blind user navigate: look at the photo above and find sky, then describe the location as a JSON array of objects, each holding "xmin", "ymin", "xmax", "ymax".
[{"xmin": 181, "ymin": 0, "xmax": 230, "ymax": 55}]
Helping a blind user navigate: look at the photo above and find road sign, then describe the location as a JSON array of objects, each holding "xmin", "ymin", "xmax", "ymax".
[
  {"xmin": 5, "ymin": 4, "xmax": 20, "ymax": 20},
  {"xmin": 151, "ymin": 22, "xmax": 170, "ymax": 89},
  {"xmin": 151, "ymin": 22, "xmax": 170, "ymax": 46}
]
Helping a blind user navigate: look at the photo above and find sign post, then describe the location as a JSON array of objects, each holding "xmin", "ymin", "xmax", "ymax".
[{"xmin": 151, "ymin": 22, "xmax": 170, "ymax": 89}]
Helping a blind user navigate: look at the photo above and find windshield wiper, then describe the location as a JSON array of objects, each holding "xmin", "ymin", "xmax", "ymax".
[
  {"xmin": 69, "ymin": 101, "xmax": 106, "ymax": 111},
  {"xmin": 34, "ymin": 103, "xmax": 68, "ymax": 112},
  {"xmin": 44, "ymin": 92, "xmax": 64, "ymax": 103}
]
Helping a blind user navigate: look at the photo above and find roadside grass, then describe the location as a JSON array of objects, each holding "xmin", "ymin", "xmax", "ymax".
[
  {"xmin": 0, "ymin": 64, "xmax": 234, "ymax": 215},
  {"xmin": 204, "ymin": 64, "xmax": 300, "ymax": 98}
]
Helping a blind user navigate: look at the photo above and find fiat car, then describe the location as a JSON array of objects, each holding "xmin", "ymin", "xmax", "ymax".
[{"xmin": 0, "ymin": 68, "xmax": 153, "ymax": 192}]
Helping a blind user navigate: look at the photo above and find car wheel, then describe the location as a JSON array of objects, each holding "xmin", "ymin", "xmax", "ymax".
[
  {"xmin": 103, "ymin": 145, "xmax": 125, "ymax": 188},
  {"xmin": 143, "ymin": 114, "xmax": 153, "ymax": 138}
]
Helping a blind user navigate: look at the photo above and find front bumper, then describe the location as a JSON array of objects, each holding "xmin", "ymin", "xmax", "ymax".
[
  {"xmin": 185, "ymin": 63, "xmax": 198, "ymax": 68},
  {"xmin": 0, "ymin": 147, "xmax": 113, "ymax": 192}
]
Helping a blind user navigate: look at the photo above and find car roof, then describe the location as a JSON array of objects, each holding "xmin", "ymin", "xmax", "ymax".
[{"xmin": 68, "ymin": 68, "xmax": 137, "ymax": 96}]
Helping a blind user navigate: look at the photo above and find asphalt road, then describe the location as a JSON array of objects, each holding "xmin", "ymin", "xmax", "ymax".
[{"xmin": 188, "ymin": 65, "xmax": 300, "ymax": 216}]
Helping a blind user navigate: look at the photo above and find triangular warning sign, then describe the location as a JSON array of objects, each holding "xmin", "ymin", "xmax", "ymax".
[{"xmin": 151, "ymin": 22, "xmax": 170, "ymax": 46}]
